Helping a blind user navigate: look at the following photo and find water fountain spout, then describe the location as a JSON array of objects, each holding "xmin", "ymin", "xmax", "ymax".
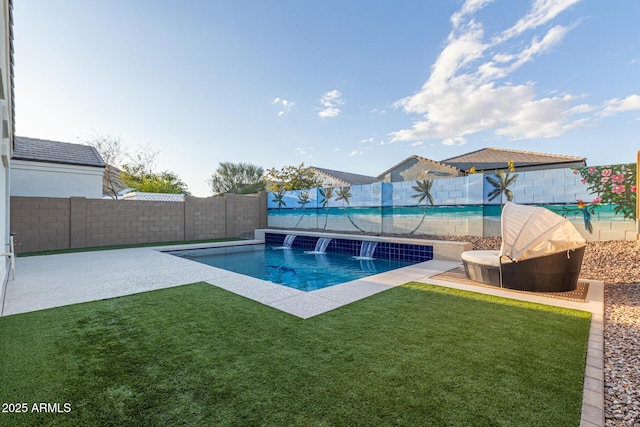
[
  {"xmin": 356, "ymin": 241, "xmax": 378, "ymax": 260},
  {"xmin": 305, "ymin": 237, "xmax": 332, "ymax": 254}
]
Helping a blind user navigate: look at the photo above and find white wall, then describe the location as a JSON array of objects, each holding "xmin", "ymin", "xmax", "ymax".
[
  {"xmin": 0, "ymin": 0, "xmax": 12, "ymax": 300},
  {"xmin": 10, "ymin": 160, "xmax": 104, "ymax": 199}
]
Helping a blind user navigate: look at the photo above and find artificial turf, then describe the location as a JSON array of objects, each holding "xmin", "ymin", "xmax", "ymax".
[{"xmin": 0, "ymin": 282, "xmax": 591, "ymax": 426}]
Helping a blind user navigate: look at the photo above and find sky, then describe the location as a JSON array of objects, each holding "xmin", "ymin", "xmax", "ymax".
[{"xmin": 12, "ymin": 0, "xmax": 640, "ymax": 197}]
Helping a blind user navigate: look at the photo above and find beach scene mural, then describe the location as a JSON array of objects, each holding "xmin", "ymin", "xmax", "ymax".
[{"xmin": 268, "ymin": 163, "xmax": 637, "ymax": 241}]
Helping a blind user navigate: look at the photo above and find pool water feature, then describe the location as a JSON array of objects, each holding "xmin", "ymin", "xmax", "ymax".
[
  {"xmin": 275, "ymin": 234, "xmax": 296, "ymax": 249},
  {"xmin": 167, "ymin": 244, "xmax": 415, "ymax": 292},
  {"xmin": 357, "ymin": 241, "xmax": 378, "ymax": 259},
  {"xmin": 305, "ymin": 237, "xmax": 332, "ymax": 254}
]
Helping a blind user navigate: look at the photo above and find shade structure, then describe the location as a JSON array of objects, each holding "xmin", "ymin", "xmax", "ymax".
[{"xmin": 499, "ymin": 202, "xmax": 586, "ymax": 262}]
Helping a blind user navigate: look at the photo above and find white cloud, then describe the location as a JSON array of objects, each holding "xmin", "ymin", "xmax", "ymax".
[
  {"xmin": 349, "ymin": 150, "xmax": 364, "ymax": 156},
  {"xmin": 318, "ymin": 107, "xmax": 340, "ymax": 118},
  {"xmin": 600, "ymin": 94, "xmax": 640, "ymax": 117},
  {"xmin": 272, "ymin": 97, "xmax": 294, "ymax": 116},
  {"xmin": 318, "ymin": 90, "xmax": 344, "ymax": 118},
  {"xmin": 295, "ymin": 147, "xmax": 312, "ymax": 157},
  {"xmin": 442, "ymin": 136, "xmax": 467, "ymax": 146},
  {"xmin": 369, "ymin": 108, "xmax": 388, "ymax": 116},
  {"xmin": 495, "ymin": 0, "xmax": 581, "ymax": 43},
  {"xmin": 451, "ymin": 0, "xmax": 494, "ymax": 29},
  {"xmin": 411, "ymin": 141, "xmax": 425, "ymax": 147},
  {"xmin": 390, "ymin": 0, "xmax": 637, "ymax": 146}
]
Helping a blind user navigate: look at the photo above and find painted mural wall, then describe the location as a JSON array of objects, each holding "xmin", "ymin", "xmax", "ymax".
[{"xmin": 267, "ymin": 163, "xmax": 637, "ymax": 241}]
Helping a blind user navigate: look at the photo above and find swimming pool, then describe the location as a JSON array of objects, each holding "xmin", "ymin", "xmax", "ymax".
[{"xmin": 167, "ymin": 244, "xmax": 416, "ymax": 292}]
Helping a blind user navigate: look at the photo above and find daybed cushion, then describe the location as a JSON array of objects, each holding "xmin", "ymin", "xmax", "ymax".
[{"xmin": 461, "ymin": 250, "xmax": 501, "ymax": 267}]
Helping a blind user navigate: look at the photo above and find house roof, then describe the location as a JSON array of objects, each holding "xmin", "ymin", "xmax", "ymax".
[
  {"xmin": 311, "ymin": 166, "xmax": 378, "ymax": 186},
  {"xmin": 440, "ymin": 147, "xmax": 585, "ymax": 172},
  {"xmin": 376, "ymin": 155, "xmax": 461, "ymax": 179},
  {"xmin": 12, "ymin": 136, "xmax": 106, "ymax": 168}
]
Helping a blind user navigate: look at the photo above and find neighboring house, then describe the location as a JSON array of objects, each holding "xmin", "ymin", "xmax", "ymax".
[
  {"xmin": 377, "ymin": 155, "xmax": 464, "ymax": 183},
  {"xmin": 11, "ymin": 136, "xmax": 106, "ymax": 198},
  {"xmin": 378, "ymin": 148, "xmax": 587, "ymax": 182},
  {"xmin": 310, "ymin": 166, "xmax": 378, "ymax": 187},
  {"xmin": 1, "ymin": 0, "xmax": 14, "ymax": 291},
  {"xmin": 440, "ymin": 147, "xmax": 586, "ymax": 173}
]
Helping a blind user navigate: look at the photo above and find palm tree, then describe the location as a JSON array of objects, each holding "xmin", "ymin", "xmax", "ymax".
[
  {"xmin": 271, "ymin": 190, "xmax": 287, "ymax": 210},
  {"xmin": 294, "ymin": 191, "xmax": 310, "ymax": 227},
  {"xmin": 319, "ymin": 187, "xmax": 334, "ymax": 230},
  {"xmin": 335, "ymin": 186, "xmax": 364, "ymax": 232},
  {"xmin": 486, "ymin": 171, "xmax": 519, "ymax": 208},
  {"xmin": 409, "ymin": 179, "xmax": 434, "ymax": 234}
]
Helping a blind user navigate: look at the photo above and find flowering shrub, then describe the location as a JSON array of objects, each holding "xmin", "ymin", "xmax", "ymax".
[{"xmin": 572, "ymin": 163, "xmax": 636, "ymax": 220}]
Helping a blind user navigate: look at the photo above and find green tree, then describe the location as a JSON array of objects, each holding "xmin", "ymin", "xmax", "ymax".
[
  {"xmin": 121, "ymin": 167, "xmax": 190, "ymax": 195},
  {"xmin": 209, "ymin": 162, "xmax": 265, "ymax": 196},
  {"xmin": 120, "ymin": 145, "xmax": 190, "ymax": 195},
  {"xmin": 335, "ymin": 186, "xmax": 364, "ymax": 232},
  {"xmin": 264, "ymin": 163, "xmax": 323, "ymax": 193},
  {"xmin": 409, "ymin": 179, "xmax": 435, "ymax": 234}
]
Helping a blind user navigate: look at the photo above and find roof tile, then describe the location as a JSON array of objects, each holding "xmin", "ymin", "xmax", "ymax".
[{"xmin": 12, "ymin": 136, "xmax": 106, "ymax": 168}]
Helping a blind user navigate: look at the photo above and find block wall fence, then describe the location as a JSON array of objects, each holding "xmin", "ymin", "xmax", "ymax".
[
  {"xmin": 10, "ymin": 193, "xmax": 268, "ymax": 254},
  {"xmin": 268, "ymin": 164, "xmax": 637, "ymax": 241}
]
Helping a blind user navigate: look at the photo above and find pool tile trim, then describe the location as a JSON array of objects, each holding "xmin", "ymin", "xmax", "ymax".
[{"xmin": 264, "ymin": 232, "xmax": 434, "ymax": 262}]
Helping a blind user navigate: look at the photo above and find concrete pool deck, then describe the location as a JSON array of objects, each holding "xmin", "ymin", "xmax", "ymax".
[{"xmin": 0, "ymin": 241, "xmax": 605, "ymax": 426}]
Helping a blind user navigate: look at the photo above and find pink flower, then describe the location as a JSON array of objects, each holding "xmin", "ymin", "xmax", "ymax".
[
  {"xmin": 601, "ymin": 169, "xmax": 612, "ymax": 177},
  {"xmin": 592, "ymin": 197, "xmax": 602, "ymax": 204},
  {"xmin": 588, "ymin": 167, "xmax": 596, "ymax": 174},
  {"xmin": 611, "ymin": 173, "xmax": 625, "ymax": 184},
  {"xmin": 580, "ymin": 179, "xmax": 586, "ymax": 184},
  {"xmin": 601, "ymin": 177, "xmax": 609, "ymax": 183},
  {"xmin": 612, "ymin": 185, "xmax": 625, "ymax": 195},
  {"xmin": 633, "ymin": 186, "xmax": 637, "ymax": 193},
  {"xmin": 573, "ymin": 170, "xmax": 579, "ymax": 175}
]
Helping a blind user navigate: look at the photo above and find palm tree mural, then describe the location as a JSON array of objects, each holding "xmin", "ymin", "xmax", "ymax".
[
  {"xmin": 271, "ymin": 190, "xmax": 286, "ymax": 210},
  {"xmin": 319, "ymin": 187, "xmax": 334, "ymax": 230},
  {"xmin": 486, "ymin": 170, "xmax": 519, "ymax": 208},
  {"xmin": 409, "ymin": 179, "xmax": 434, "ymax": 234},
  {"xmin": 335, "ymin": 186, "xmax": 365, "ymax": 232},
  {"xmin": 294, "ymin": 191, "xmax": 310, "ymax": 227}
]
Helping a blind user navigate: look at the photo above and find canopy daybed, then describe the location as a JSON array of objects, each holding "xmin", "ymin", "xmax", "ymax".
[{"xmin": 461, "ymin": 202, "xmax": 586, "ymax": 292}]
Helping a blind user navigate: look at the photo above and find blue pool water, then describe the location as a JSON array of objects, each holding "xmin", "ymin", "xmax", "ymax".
[{"xmin": 167, "ymin": 244, "xmax": 415, "ymax": 292}]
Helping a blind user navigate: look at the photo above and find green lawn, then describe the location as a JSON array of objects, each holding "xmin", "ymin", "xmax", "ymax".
[{"xmin": 0, "ymin": 282, "xmax": 590, "ymax": 426}]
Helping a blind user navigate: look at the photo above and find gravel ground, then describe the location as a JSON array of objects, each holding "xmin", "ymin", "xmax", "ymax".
[{"xmin": 272, "ymin": 229, "xmax": 640, "ymax": 424}]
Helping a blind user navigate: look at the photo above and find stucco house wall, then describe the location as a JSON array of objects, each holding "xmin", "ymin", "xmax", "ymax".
[
  {"xmin": 0, "ymin": 0, "xmax": 13, "ymax": 299},
  {"xmin": 11, "ymin": 160, "xmax": 104, "ymax": 199},
  {"xmin": 10, "ymin": 136, "xmax": 106, "ymax": 199}
]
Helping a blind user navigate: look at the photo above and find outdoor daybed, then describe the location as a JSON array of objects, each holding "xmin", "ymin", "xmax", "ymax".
[{"xmin": 461, "ymin": 202, "xmax": 586, "ymax": 292}]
